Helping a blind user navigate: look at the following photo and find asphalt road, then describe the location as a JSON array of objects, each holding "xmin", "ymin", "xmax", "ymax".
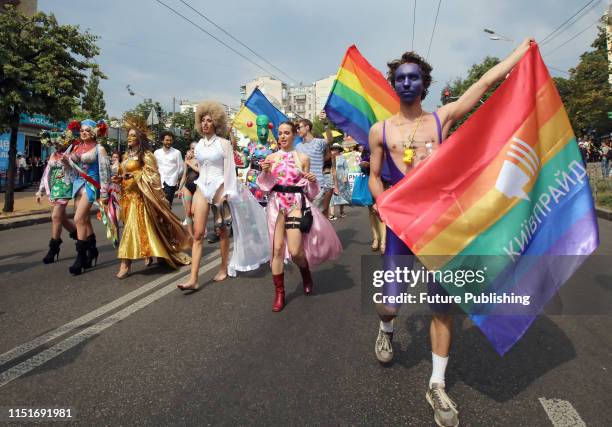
[{"xmin": 0, "ymin": 205, "xmax": 611, "ymax": 426}]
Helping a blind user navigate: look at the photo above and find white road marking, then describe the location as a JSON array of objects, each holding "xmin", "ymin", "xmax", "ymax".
[
  {"xmin": 539, "ymin": 397, "xmax": 586, "ymax": 427},
  {"xmin": 0, "ymin": 248, "xmax": 222, "ymax": 367},
  {"xmin": 0, "ymin": 256, "xmax": 222, "ymax": 388},
  {"xmin": 0, "ymin": 255, "xmax": 21, "ymax": 265}
]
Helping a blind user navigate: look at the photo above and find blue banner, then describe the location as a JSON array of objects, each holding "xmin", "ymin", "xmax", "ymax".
[
  {"xmin": 0, "ymin": 132, "xmax": 26, "ymax": 173},
  {"xmin": 19, "ymin": 114, "xmax": 66, "ymax": 130}
]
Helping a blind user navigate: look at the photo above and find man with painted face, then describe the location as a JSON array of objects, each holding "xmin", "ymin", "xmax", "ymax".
[
  {"xmin": 243, "ymin": 114, "xmax": 277, "ymax": 205},
  {"xmin": 369, "ymin": 38, "xmax": 534, "ymax": 427}
]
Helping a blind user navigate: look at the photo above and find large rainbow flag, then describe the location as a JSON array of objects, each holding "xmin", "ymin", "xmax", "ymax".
[
  {"xmin": 377, "ymin": 44, "xmax": 599, "ymax": 355},
  {"xmin": 324, "ymin": 45, "xmax": 399, "ymax": 148}
]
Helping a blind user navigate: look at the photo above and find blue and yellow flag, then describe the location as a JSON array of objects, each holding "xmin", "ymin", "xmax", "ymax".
[{"xmin": 233, "ymin": 87, "xmax": 288, "ymax": 141}]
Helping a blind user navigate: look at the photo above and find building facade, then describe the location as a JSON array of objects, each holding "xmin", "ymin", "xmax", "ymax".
[
  {"xmin": 240, "ymin": 73, "xmax": 338, "ymax": 121},
  {"xmin": 314, "ymin": 75, "xmax": 336, "ymax": 116},
  {"xmin": 240, "ymin": 76, "xmax": 287, "ymax": 110},
  {"xmin": 286, "ymin": 84, "xmax": 316, "ymax": 120}
]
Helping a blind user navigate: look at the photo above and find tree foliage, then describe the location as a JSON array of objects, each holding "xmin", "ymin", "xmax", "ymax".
[
  {"xmin": 553, "ymin": 22, "xmax": 611, "ymax": 139},
  {"xmin": 440, "ymin": 56, "xmax": 501, "ymax": 134},
  {"xmin": 0, "ymin": 5, "xmax": 102, "ymax": 211},
  {"xmin": 171, "ymin": 108, "xmax": 195, "ymax": 134},
  {"xmin": 441, "ymin": 19, "xmax": 612, "ymax": 140},
  {"xmin": 81, "ymin": 71, "xmax": 107, "ymax": 119},
  {"xmin": 312, "ymin": 117, "xmax": 342, "ymax": 142}
]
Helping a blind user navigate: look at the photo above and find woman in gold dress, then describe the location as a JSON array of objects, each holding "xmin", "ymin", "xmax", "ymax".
[{"xmin": 113, "ymin": 129, "xmax": 191, "ymax": 278}]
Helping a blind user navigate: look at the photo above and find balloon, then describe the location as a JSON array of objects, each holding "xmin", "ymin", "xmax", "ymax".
[
  {"xmin": 255, "ymin": 190, "xmax": 263, "ymax": 199},
  {"xmin": 267, "ymin": 123, "xmax": 274, "ymax": 129},
  {"xmin": 247, "ymin": 121, "xmax": 253, "ymax": 128}
]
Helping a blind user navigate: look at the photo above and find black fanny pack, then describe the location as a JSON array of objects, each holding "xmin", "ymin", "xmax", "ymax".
[{"xmin": 271, "ymin": 185, "xmax": 313, "ymax": 233}]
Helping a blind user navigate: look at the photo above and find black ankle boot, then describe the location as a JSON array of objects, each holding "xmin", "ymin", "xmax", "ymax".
[
  {"xmin": 69, "ymin": 240, "xmax": 88, "ymax": 275},
  {"xmin": 84, "ymin": 233, "xmax": 98, "ymax": 268},
  {"xmin": 43, "ymin": 238, "xmax": 62, "ymax": 264}
]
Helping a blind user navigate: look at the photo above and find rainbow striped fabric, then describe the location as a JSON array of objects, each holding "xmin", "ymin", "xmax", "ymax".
[
  {"xmin": 324, "ymin": 45, "xmax": 399, "ymax": 147},
  {"xmin": 378, "ymin": 45, "xmax": 599, "ymax": 355}
]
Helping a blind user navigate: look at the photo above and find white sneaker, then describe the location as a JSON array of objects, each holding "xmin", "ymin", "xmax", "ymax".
[
  {"xmin": 374, "ymin": 329, "xmax": 394, "ymax": 364},
  {"xmin": 426, "ymin": 383, "xmax": 459, "ymax": 427}
]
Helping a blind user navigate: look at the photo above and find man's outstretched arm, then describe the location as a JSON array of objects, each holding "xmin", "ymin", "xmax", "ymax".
[{"xmin": 439, "ymin": 37, "xmax": 534, "ymax": 128}]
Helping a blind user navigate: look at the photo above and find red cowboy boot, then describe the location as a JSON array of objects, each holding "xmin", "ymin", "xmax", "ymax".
[
  {"xmin": 300, "ymin": 262, "xmax": 314, "ymax": 295},
  {"xmin": 272, "ymin": 273, "xmax": 285, "ymax": 312}
]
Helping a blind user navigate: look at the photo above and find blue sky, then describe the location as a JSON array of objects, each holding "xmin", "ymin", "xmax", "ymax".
[{"xmin": 39, "ymin": 0, "xmax": 607, "ymax": 118}]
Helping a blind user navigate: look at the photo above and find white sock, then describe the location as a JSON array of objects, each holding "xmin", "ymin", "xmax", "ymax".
[
  {"xmin": 429, "ymin": 352, "xmax": 448, "ymax": 388},
  {"xmin": 380, "ymin": 320, "xmax": 393, "ymax": 333}
]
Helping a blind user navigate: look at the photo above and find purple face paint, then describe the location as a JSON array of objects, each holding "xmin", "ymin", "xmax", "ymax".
[{"xmin": 394, "ymin": 63, "xmax": 424, "ymax": 103}]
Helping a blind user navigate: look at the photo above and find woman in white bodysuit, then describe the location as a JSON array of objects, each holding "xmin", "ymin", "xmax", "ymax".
[{"xmin": 178, "ymin": 101, "xmax": 269, "ymax": 290}]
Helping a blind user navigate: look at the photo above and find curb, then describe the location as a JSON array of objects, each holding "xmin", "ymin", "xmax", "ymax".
[{"xmin": 596, "ymin": 207, "xmax": 612, "ymax": 221}]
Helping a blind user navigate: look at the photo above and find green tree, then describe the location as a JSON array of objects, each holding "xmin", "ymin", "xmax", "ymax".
[
  {"xmin": 0, "ymin": 5, "xmax": 102, "ymax": 212},
  {"xmin": 312, "ymin": 117, "xmax": 342, "ymax": 142},
  {"xmin": 171, "ymin": 108, "xmax": 195, "ymax": 135},
  {"xmin": 441, "ymin": 56, "xmax": 501, "ymax": 134},
  {"xmin": 81, "ymin": 71, "xmax": 107, "ymax": 119},
  {"xmin": 559, "ymin": 23, "xmax": 612, "ymax": 139}
]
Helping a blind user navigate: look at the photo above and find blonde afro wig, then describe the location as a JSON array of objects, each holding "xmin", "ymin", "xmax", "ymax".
[{"xmin": 195, "ymin": 101, "xmax": 228, "ymax": 137}]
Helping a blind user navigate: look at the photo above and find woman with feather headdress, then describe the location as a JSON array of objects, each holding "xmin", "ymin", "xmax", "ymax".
[{"xmin": 113, "ymin": 126, "xmax": 191, "ymax": 279}]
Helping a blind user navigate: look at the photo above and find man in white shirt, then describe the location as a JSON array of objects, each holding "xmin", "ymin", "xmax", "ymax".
[{"xmin": 154, "ymin": 131, "xmax": 183, "ymax": 206}]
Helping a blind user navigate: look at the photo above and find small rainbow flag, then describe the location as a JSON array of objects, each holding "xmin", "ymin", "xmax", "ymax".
[
  {"xmin": 324, "ymin": 45, "xmax": 399, "ymax": 147},
  {"xmin": 377, "ymin": 44, "xmax": 599, "ymax": 355}
]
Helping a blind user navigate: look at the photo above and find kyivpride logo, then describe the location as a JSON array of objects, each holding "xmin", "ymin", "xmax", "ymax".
[{"xmin": 495, "ymin": 137, "xmax": 540, "ymax": 200}]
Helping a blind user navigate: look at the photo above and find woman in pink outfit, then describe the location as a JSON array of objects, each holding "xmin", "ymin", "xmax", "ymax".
[{"xmin": 258, "ymin": 122, "xmax": 342, "ymax": 312}]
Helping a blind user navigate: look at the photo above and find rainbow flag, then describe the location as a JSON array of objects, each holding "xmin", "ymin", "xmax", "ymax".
[
  {"xmin": 233, "ymin": 87, "xmax": 288, "ymax": 141},
  {"xmin": 377, "ymin": 44, "xmax": 599, "ymax": 355},
  {"xmin": 324, "ymin": 45, "xmax": 399, "ymax": 148}
]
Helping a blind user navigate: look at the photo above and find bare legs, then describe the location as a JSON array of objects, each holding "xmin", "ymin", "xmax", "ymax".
[
  {"xmin": 321, "ymin": 189, "xmax": 333, "ymax": 218},
  {"xmin": 73, "ymin": 191, "xmax": 93, "ymax": 240},
  {"xmin": 49, "ymin": 204, "xmax": 76, "ymax": 239},
  {"xmin": 178, "ymin": 190, "xmax": 209, "ymax": 289},
  {"xmin": 182, "ymin": 188, "xmax": 194, "ymax": 236},
  {"xmin": 178, "ymin": 185, "xmax": 230, "ymax": 288},
  {"xmin": 369, "ymin": 206, "xmax": 381, "ymax": 251},
  {"xmin": 271, "ymin": 209, "xmax": 306, "ymax": 274},
  {"xmin": 430, "ymin": 314, "xmax": 452, "ymax": 357}
]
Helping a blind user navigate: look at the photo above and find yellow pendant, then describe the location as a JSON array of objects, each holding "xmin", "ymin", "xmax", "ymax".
[{"xmin": 403, "ymin": 148, "xmax": 415, "ymax": 165}]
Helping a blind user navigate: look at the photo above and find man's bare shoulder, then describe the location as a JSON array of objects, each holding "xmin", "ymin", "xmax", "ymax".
[{"xmin": 369, "ymin": 121, "xmax": 384, "ymax": 145}]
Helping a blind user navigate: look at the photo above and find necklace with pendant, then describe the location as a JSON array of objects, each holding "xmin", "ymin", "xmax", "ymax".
[{"xmin": 398, "ymin": 112, "xmax": 424, "ymax": 165}]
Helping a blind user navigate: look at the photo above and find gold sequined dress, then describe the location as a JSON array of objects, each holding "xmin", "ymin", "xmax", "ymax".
[{"xmin": 118, "ymin": 151, "xmax": 191, "ymax": 268}]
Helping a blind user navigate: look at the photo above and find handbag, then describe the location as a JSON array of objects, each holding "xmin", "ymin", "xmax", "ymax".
[
  {"xmin": 351, "ymin": 173, "xmax": 373, "ymax": 206},
  {"xmin": 300, "ymin": 200, "xmax": 313, "ymax": 233}
]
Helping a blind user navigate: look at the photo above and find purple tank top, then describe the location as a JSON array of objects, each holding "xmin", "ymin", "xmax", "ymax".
[{"xmin": 381, "ymin": 111, "xmax": 443, "ymax": 185}]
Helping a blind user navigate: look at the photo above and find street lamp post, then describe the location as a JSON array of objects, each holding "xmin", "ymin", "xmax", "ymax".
[{"xmin": 483, "ymin": 28, "xmax": 514, "ymax": 42}]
